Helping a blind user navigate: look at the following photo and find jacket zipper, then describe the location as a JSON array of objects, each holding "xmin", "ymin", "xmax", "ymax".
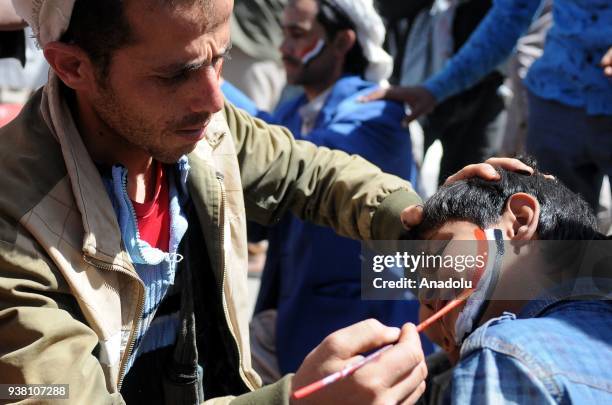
[
  {"xmin": 83, "ymin": 253, "xmax": 145, "ymax": 391},
  {"xmin": 216, "ymin": 174, "xmax": 256, "ymax": 391}
]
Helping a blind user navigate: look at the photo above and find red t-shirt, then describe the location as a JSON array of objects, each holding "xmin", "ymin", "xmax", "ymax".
[{"xmin": 132, "ymin": 162, "xmax": 170, "ymax": 252}]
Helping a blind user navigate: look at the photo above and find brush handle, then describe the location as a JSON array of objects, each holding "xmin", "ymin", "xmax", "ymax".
[{"xmin": 291, "ymin": 290, "xmax": 472, "ymax": 400}]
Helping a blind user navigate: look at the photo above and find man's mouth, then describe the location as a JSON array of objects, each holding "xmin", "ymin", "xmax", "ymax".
[
  {"xmin": 175, "ymin": 121, "xmax": 210, "ymax": 140},
  {"xmin": 282, "ymin": 56, "xmax": 301, "ymax": 67}
]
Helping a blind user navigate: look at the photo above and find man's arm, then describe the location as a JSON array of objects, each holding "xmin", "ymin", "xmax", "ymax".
[
  {"xmin": 224, "ymin": 101, "xmax": 421, "ymax": 241},
  {"xmin": 423, "ymin": 0, "xmax": 540, "ymax": 102},
  {"xmin": 451, "ymin": 348, "xmax": 556, "ymax": 404},
  {"xmin": 361, "ymin": 0, "xmax": 541, "ymax": 121}
]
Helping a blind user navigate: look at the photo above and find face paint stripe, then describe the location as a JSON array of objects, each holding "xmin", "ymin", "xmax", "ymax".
[{"xmin": 300, "ymin": 38, "xmax": 326, "ymax": 65}]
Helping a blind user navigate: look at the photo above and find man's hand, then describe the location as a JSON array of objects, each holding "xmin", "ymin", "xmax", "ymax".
[
  {"xmin": 292, "ymin": 319, "xmax": 427, "ymax": 405},
  {"xmin": 601, "ymin": 47, "xmax": 612, "ymax": 77},
  {"xmin": 359, "ymin": 86, "xmax": 437, "ymax": 125},
  {"xmin": 400, "ymin": 158, "xmax": 535, "ymax": 229}
]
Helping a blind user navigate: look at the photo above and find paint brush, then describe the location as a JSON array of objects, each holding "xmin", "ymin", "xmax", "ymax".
[{"xmin": 292, "ymin": 288, "xmax": 473, "ymax": 400}]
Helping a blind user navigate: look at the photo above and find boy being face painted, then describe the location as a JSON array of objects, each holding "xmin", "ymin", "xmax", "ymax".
[{"xmin": 411, "ymin": 156, "xmax": 602, "ymax": 361}]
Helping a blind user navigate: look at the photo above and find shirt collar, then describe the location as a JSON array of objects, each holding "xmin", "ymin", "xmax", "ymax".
[
  {"xmin": 298, "ymin": 87, "xmax": 333, "ymax": 136},
  {"xmin": 519, "ymin": 277, "xmax": 612, "ymax": 319}
]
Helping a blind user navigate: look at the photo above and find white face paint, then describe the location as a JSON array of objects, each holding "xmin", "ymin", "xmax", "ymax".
[
  {"xmin": 454, "ymin": 228, "xmax": 505, "ymax": 344},
  {"xmin": 300, "ymin": 38, "xmax": 326, "ymax": 65}
]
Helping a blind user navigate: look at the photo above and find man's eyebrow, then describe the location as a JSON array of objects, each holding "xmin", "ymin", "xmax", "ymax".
[{"xmin": 153, "ymin": 43, "xmax": 232, "ymax": 74}]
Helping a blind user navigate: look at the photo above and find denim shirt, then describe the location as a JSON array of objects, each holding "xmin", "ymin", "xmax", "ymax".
[
  {"xmin": 424, "ymin": 0, "xmax": 612, "ymax": 115},
  {"xmin": 100, "ymin": 157, "xmax": 191, "ymax": 372},
  {"xmin": 450, "ymin": 293, "xmax": 612, "ymax": 403}
]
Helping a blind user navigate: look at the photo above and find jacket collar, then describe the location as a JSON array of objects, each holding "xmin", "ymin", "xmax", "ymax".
[{"xmin": 41, "ymin": 74, "xmax": 128, "ymax": 265}]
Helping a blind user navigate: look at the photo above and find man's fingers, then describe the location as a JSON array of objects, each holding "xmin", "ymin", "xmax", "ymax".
[
  {"xmin": 374, "ymin": 363, "xmax": 427, "ymax": 405},
  {"xmin": 400, "ymin": 205, "xmax": 424, "ymax": 229},
  {"xmin": 444, "ymin": 163, "xmax": 499, "ymax": 185},
  {"xmin": 445, "ymin": 157, "xmax": 537, "ymax": 185},
  {"xmin": 400, "ymin": 381, "xmax": 427, "ymax": 405},
  {"xmin": 371, "ymin": 323, "xmax": 424, "ymax": 385},
  {"xmin": 358, "ymin": 87, "xmax": 389, "ymax": 103},
  {"xmin": 402, "ymin": 111, "xmax": 420, "ymax": 126},
  {"xmin": 484, "ymin": 157, "xmax": 534, "ymax": 174},
  {"xmin": 601, "ymin": 48, "xmax": 612, "ymax": 77},
  {"xmin": 351, "ymin": 324, "xmax": 425, "ymax": 402},
  {"xmin": 320, "ymin": 319, "xmax": 400, "ymax": 360},
  {"xmin": 600, "ymin": 47, "xmax": 612, "ymax": 66}
]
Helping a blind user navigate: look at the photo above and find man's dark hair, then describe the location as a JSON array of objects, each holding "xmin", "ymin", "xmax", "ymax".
[
  {"xmin": 316, "ymin": 0, "xmax": 368, "ymax": 78},
  {"xmin": 60, "ymin": 0, "xmax": 133, "ymax": 79},
  {"xmin": 413, "ymin": 157, "xmax": 600, "ymax": 240},
  {"xmin": 60, "ymin": 0, "xmax": 211, "ymax": 79}
]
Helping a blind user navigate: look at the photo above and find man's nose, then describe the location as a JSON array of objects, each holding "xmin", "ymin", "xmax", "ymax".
[
  {"xmin": 279, "ymin": 37, "xmax": 293, "ymax": 59},
  {"xmin": 189, "ymin": 65, "xmax": 224, "ymax": 114}
]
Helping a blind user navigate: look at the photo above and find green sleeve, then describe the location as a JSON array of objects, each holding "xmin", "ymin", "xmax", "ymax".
[
  {"xmin": 223, "ymin": 102, "xmax": 422, "ymax": 240},
  {"xmin": 224, "ymin": 374, "xmax": 293, "ymax": 405},
  {"xmin": 0, "ymin": 239, "xmax": 125, "ymax": 404}
]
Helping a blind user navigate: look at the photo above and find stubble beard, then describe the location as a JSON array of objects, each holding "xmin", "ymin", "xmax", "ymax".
[{"xmin": 93, "ymin": 82, "xmax": 189, "ymax": 164}]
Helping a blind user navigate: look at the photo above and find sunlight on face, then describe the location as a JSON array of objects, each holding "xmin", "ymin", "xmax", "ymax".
[{"xmin": 91, "ymin": 0, "xmax": 232, "ymax": 163}]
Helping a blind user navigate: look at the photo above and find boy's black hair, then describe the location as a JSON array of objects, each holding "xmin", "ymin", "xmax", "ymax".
[
  {"xmin": 316, "ymin": 0, "xmax": 369, "ymax": 78},
  {"xmin": 413, "ymin": 156, "xmax": 600, "ymax": 240}
]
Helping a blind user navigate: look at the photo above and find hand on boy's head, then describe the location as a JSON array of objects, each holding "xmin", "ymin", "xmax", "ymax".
[
  {"xmin": 291, "ymin": 319, "xmax": 427, "ymax": 404},
  {"xmin": 444, "ymin": 157, "xmax": 534, "ymax": 186},
  {"xmin": 401, "ymin": 158, "xmax": 535, "ymax": 231}
]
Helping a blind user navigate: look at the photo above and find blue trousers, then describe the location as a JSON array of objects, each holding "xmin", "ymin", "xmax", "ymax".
[{"xmin": 526, "ymin": 92, "xmax": 612, "ymax": 210}]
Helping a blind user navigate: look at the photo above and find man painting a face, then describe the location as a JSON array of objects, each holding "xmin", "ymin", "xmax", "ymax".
[
  {"xmin": 1, "ymin": 0, "xmax": 534, "ymax": 403},
  {"xmin": 1, "ymin": 0, "xmax": 436, "ymax": 403}
]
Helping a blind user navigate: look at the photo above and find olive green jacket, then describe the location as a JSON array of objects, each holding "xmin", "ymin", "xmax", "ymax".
[{"xmin": 0, "ymin": 79, "xmax": 420, "ymax": 404}]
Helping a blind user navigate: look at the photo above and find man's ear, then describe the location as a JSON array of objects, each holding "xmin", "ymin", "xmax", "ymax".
[
  {"xmin": 43, "ymin": 42, "xmax": 97, "ymax": 92},
  {"xmin": 332, "ymin": 29, "xmax": 356, "ymax": 56},
  {"xmin": 500, "ymin": 193, "xmax": 540, "ymax": 240}
]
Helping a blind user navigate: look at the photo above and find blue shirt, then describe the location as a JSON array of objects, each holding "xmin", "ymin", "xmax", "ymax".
[
  {"xmin": 424, "ymin": 0, "xmax": 612, "ymax": 115},
  {"xmin": 220, "ymin": 81, "xmax": 274, "ymax": 122},
  {"xmin": 261, "ymin": 76, "xmax": 430, "ymax": 373},
  {"xmin": 100, "ymin": 158, "xmax": 191, "ymax": 373},
  {"xmin": 450, "ymin": 299, "xmax": 612, "ymax": 403}
]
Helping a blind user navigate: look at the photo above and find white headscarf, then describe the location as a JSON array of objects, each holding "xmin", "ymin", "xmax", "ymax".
[
  {"xmin": 12, "ymin": 0, "xmax": 76, "ymax": 47},
  {"xmin": 326, "ymin": 0, "xmax": 393, "ymax": 84}
]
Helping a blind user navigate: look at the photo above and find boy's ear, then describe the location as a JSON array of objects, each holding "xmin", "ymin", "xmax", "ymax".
[
  {"xmin": 500, "ymin": 193, "xmax": 540, "ymax": 240},
  {"xmin": 43, "ymin": 42, "xmax": 98, "ymax": 92}
]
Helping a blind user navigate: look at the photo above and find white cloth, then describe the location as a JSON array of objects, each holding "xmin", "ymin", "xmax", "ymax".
[
  {"xmin": 298, "ymin": 87, "xmax": 332, "ymax": 135},
  {"xmin": 12, "ymin": 0, "xmax": 76, "ymax": 47},
  {"xmin": 329, "ymin": 0, "xmax": 393, "ymax": 84}
]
